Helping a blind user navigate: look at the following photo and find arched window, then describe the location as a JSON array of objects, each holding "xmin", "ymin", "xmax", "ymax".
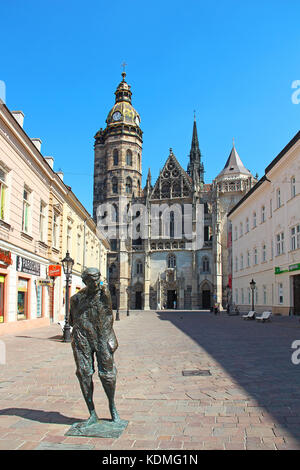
[
  {"xmin": 138, "ymin": 153, "xmax": 141, "ymax": 168},
  {"xmin": 202, "ymin": 256, "xmax": 210, "ymax": 273},
  {"xmin": 291, "ymin": 176, "xmax": 296, "ymax": 198},
  {"xmin": 126, "ymin": 177, "xmax": 132, "ymax": 194},
  {"xmin": 167, "ymin": 254, "xmax": 176, "ymax": 268},
  {"xmin": 126, "ymin": 149, "xmax": 132, "ymax": 166},
  {"xmin": 113, "ymin": 149, "xmax": 119, "ymax": 166},
  {"xmin": 112, "ymin": 177, "xmax": 118, "ymax": 194},
  {"xmin": 170, "ymin": 211, "xmax": 174, "ymax": 238},
  {"xmin": 136, "ymin": 260, "xmax": 143, "ymax": 274}
]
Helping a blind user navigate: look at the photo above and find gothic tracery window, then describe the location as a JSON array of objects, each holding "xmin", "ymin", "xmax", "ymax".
[{"xmin": 167, "ymin": 254, "xmax": 176, "ymax": 268}]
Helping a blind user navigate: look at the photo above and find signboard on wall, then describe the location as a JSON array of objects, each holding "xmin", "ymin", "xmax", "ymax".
[
  {"xmin": 0, "ymin": 248, "xmax": 12, "ymax": 266},
  {"xmin": 16, "ymin": 256, "xmax": 40, "ymax": 276},
  {"xmin": 48, "ymin": 265, "xmax": 61, "ymax": 277}
]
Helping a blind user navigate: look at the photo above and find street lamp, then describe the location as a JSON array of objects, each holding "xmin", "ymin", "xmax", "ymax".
[
  {"xmin": 127, "ymin": 287, "xmax": 130, "ymax": 316},
  {"xmin": 61, "ymin": 251, "xmax": 74, "ymax": 342},
  {"xmin": 250, "ymin": 278, "xmax": 256, "ymax": 312},
  {"xmin": 115, "ymin": 287, "xmax": 120, "ymax": 321}
]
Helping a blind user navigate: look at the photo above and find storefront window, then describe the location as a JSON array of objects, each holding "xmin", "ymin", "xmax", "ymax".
[
  {"xmin": 0, "ymin": 275, "xmax": 5, "ymax": 323},
  {"xmin": 17, "ymin": 278, "xmax": 28, "ymax": 320},
  {"xmin": 36, "ymin": 285, "xmax": 42, "ymax": 318}
]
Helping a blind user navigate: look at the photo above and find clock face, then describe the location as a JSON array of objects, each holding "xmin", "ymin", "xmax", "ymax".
[{"xmin": 112, "ymin": 111, "xmax": 121, "ymax": 121}]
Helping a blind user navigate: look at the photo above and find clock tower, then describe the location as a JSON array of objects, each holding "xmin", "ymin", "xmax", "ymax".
[{"xmin": 93, "ymin": 71, "xmax": 143, "ymax": 310}]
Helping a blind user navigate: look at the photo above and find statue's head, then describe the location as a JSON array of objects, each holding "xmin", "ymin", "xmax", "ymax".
[{"xmin": 82, "ymin": 268, "xmax": 100, "ymax": 290}]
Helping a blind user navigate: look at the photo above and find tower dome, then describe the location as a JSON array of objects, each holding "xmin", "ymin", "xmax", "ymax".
[{"xmin": 106, "ymin": 72, "xmax": 141, "ymax": 128}]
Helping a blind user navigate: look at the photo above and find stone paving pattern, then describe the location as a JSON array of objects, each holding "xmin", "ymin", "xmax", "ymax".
[{"xmin": 1, "ymin": 310, "xmax": 300, "ymax": 450}]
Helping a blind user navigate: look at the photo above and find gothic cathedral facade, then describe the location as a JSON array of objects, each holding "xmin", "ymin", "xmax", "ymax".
[{"xmin": 93, "ymin": 73, "xmax": 257, "ymax": 311}]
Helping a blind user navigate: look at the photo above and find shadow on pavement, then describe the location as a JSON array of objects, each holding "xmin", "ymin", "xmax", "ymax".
[
  {"xmin": 15, "ymin": 335, "xmax": 63, "ymax": 342},
  {"xmin": 157, "ymin": 310, "xmax": 300, "ymax": 442},
  {"xmin": 0, "ymin": 408, "xmax": 79, "ymax": 425}
]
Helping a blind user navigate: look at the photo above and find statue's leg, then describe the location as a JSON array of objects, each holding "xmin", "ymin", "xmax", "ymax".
[
  {"xmin": 96, "ymin": 348, "xmax": 120, "ymax": 422},
  {"xmin": 72, "ymin": 343, "xmax": 98, "ymax": 426}
]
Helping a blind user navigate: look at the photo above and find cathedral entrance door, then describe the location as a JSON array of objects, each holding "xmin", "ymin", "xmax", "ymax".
[
  {"xmin": 167, "ymin": 290, "xmax": 177, "ymax": 309},
  {"xmin": 135, "ymin": 291, "xmax": 142, "ymax": 310},
  {"xmin": 202, "ymin": 290, "xmax": 211, "ymax": 309}
]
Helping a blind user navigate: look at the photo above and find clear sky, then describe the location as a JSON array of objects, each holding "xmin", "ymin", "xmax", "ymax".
[{"xmin": 1, "ymin": 0, "xmax": 300, "ymax": 213}]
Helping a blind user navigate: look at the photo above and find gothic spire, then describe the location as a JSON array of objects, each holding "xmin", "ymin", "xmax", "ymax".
[{"xmin": 187, "ymin": 116, "xmax": 204, "ymax": 184}]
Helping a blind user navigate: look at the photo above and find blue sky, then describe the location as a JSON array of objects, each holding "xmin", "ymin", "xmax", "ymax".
[{"xmin": 1, "ymin": 0, "xmax": 300, "ymax": 213}]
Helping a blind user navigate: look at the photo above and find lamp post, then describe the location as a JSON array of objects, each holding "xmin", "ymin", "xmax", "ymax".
[
  {"xmin": 250, "ymin": 278, "xmax": 256, "ymax": 312},
  {"xmin": 61, "ymin": 251, "xmax": 74, "ymax": 342},
  {"xmin": 127, "ymin": 287, "xmax": 130, "ymax": 316},
  {"xmin": 115, "ymin": 287, "xmax": 120, "ymax": 321}
]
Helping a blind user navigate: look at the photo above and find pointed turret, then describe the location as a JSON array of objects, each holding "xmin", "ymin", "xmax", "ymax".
[
  {"xmin": 187, "ymin": 116, "xmax": 204, "ymax": 184},
  {"xmin": 217, "ymin": 140, "xmax": 251, "ymax": 179}
]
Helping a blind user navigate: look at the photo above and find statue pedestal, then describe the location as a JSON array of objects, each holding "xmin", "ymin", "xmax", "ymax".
[{"xmin": 65, "ymin": 418, "xmax": 128, "ymax": 439}]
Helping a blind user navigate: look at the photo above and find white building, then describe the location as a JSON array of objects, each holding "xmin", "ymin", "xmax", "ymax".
[{"xmin": 228, "ymin": 131, "xmax": 300, "ymax": 315}]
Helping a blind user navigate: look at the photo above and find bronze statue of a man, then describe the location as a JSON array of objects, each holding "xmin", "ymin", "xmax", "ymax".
[{"xmin": 69, "ymin": 267, "xmax": 120, "ymax": 428}]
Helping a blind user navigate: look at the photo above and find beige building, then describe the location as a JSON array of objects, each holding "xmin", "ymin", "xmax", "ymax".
[
  {"xmin": 0, "ymin": 102, "xmax": 109, "ymax": 335},
  {"xmin": 228, "ymin": 131, "xmax": 300, "ymax": 315}
]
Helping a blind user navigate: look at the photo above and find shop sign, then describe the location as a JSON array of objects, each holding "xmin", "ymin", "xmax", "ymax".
[
  {"xmin": 36, "ymin": 279, "xmax": 53, "ymax": 287},
  {"xmin": 48, "ymin": 265, "xmax": 61, "ymax": 277},
  {"xmin": 16, "ymin": 256, "xmax": 40, "ymax": 276},
  {"xmin": 275, "ymin": 263, "xmax": 300, "ymax": 275},
  {"xmin": 0, "ymin": 248, "xmax": 12, "ymax": 266}
]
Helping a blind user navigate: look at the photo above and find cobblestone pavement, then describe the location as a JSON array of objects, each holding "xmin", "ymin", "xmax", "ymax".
[{"xmin": 1, "ymin": 310, "xmax": 300, "ymax": 450}]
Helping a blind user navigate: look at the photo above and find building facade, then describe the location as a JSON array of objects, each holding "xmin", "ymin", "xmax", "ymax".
[
  {"xmin": 93, "ymin": 73, "xmax": 256, "ymax": 311},
  {"xmin": 228, "ymin": 131, "xmax": 300, "ymax": 315},
  {"xmin": 0, "ymin": 103, "xmax": 109, "ymax": 335}
]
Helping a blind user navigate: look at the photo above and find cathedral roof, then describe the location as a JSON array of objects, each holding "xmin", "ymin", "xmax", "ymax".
[
  {"xmin": 216, "ymin": 143, "xmax": 251, "ymax": 180},
  {"xmin": 150, "ymin": 148, "xmax": 193, "ymax": 200}
]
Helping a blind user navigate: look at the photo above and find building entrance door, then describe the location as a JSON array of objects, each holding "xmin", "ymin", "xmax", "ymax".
[
  {"xmin": 167, "ymin": 290, "xmax": 177, "ymax": 309},
  {"xmin": 202, "ymin": 290, "xmax": 211, "ymax": 309},
  {"xmin": 293, "ymin": 275, "xmax": 300, "ymax": 315},
  {"xmin": 135, "ymin": 291, "xmax": 142, "ymax": 310}
]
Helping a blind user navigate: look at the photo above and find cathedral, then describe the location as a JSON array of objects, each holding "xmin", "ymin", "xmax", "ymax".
[{"xmin": 93, "ymin": 72, "xmax": 257, "ymax": 311}]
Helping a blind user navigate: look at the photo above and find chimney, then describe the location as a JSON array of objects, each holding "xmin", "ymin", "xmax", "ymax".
[
  {"xmin": 11, "ymin": 111, "xmax": 25, "ymax": 128},
  {"xmin": 45, "ymin": 156, "xmax": 54, "ymax": 169},
  {"xmin": 31, "ymin": 138, "xmax": 42, "ymax": 152},
  {"xmin": 56, "ymin": 170, "xmax": 64, "ymax": 181}
]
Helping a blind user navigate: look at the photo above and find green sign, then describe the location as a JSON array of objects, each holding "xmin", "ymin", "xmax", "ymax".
[{"xmin": 275, "ymin": 263, "xmax": 300, "ymax": 275}]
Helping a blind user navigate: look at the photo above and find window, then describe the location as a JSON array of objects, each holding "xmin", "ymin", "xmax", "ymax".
[
  {"xmin": 278, "ymin": 283, "xmax": 283, "ymax": 304},
  {"xmin": 202, "ymin": 256, "xmax": 210, "ymax": 273},
  {"xmin": 263, "ymin": 285, "xmax": 267, "ymax": 305},
  {"xmin": 0, "ymin": 168, "xmax": 7, "ymax": 220},
  {"xmin": 126, "ymin": 177, "xmax": 132, "ymax": 194},
  {"xmin": 271, "ymin": 239, "xmax": 274, "ymax": 259},
  {"xmin": 17, "ymin": 278, "xmax": 29, "ymax": 320},
  {"xmin": 261, "ymin": 206, "xmax": 266, "ymax": 223},
  {"xmin": 113, "ymin": 149, "xmax": 119, "ymax": 166},
  {"xmin": 126, "ymin": 149, "xmax": 132, "ymax": 166},
  {"xmin": 291, "ymin": 176, "xmax": 296, "ymax": 198},
  {"xmin": 234, "ymin": 226, "xmax": 238, "ymax": 241},
  {"xmin": 170, "ymin": 211, "xmax": 175, "ymax": 238},
  {"xmin": 276, "ymin": 188, "xmax": 281, "ymax": 208},
  {"xmin": 254, "ymin": 248, "xmax": 258, "ymax": 265},
  {"xmin": 112, "ymin": 177, "xmax": 118, "ymax": 194},
  {"xmin": 22, "ymin": 187, "xmax": 31, "ymax": 233},
  {"xmin": 291, "ymin": 225, "xmax": 300, "ymax": 251},
  {"xmin": 52, "ymin": 212, "xmax": 59, "ymax": 248},
  {"xmin": 247, "ymin": 250, "xmax": 250, "ymax": 267},
  {"xmin": 136, "ymin": 261, "xmax": 143, "ymax": 274},
  {"xmin": 276, "ymin": 232, "xmax": 284, "ymax": 256},
  {"xmin": 270, "ymin": 199, "xmax": 273, "ymax": 218},
  {"xmin": 39, "ymin": 201, "xmax": 46, "ymax": 242},
  {"xmin": 253, "ymin": 211, "xmax": 257, "ymax": 228},
  {"xmin": 240, "ymin": 253, "xmax": 244, "ymax": 270},
  {"xmin": 241, "ymin": 288, "xmax": 244, "ymax": 305},
  {"xmin": 167, "ymin": 254, "xmax": 176, "ymax": 268},
  {"xmin": 36, "ymin": 285, "xmax": 43, "ymax": 318},
  {"xmin": 246, "ymin": 218, "xmax": 249, "ymax": 233},
  {"xmin": 247, "ymin": 287, "xmax": 251, "ymax": 305},
  {"xmin": 240, "ymin": 222, "xmax": 243, "ymax": 237},
  {"xmin": 262, "ymin": 244, "xmax": 267, "ymax": 262},
  {"xmin": 67, "ymin": 225, "xmax": 72, "ymax": 253},
  {"xmin": 77, "ymin": 234, "xmax": 81, "ymax": 263},
  {"xmin": 235, "ymin": 256, "xmax": 238, "ymax": 272}
]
